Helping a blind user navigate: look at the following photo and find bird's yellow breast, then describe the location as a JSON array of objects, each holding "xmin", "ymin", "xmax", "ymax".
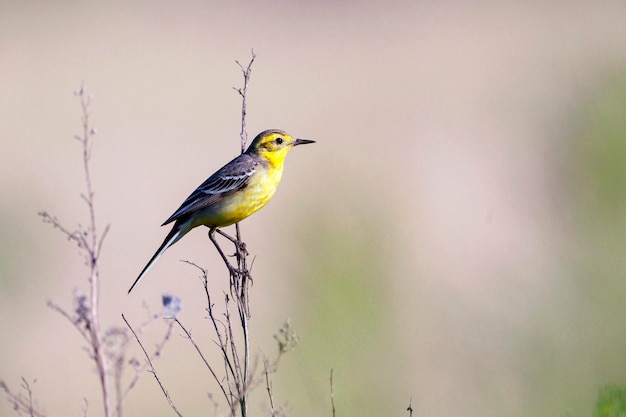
[{"xmin": 191, "ymin": 162, "xmax": 284, "ymax": 229}]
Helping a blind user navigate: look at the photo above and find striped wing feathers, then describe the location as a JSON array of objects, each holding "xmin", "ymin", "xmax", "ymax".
[{"xmin": 162, "ymin": 154, "xmax": 261, "ymax": 225}]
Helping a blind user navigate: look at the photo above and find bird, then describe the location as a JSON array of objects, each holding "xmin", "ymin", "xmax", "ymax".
[{"xmin": 128, "ymin": 129, "xmax": 315, "ymax": 293}]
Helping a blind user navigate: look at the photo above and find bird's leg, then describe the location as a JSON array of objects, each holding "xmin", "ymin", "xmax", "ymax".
[
  {"xmin": 216, "ymin": 228, "xmax": 248, "ymax": 256},
  {"xmin": 209, "ymin": 228, "xmax": 240, "ymax": 277}
]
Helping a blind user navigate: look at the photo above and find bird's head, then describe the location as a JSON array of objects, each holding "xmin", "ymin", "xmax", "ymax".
[{"xmin": 247, "ymin": 129, "xmax": 315, "ymax": 166}]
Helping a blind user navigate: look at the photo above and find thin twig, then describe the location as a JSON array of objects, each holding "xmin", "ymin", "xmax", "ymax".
[
  {"xmin": 263, "ymin": 320, "xmax": 299, "ymax": 380},
  {"xmin": 0, "ymin": 378, "xmax": 47, "ymax": 417},
  {"xmin": 234, "ymin": 50, "xmax": 256, "ymax": 417},
  {"xmin": 81, "ymin": 398, "xmax": 89, "ymax": 417},
  {"xmin": 46, "ymin": 300, "xmax": 91, "ymax": 345},
  {"xmin": 264, "ymin": 361, "xmax": 278, "ymax": 416},
  {"xmin": 173, "ymin": 317, "xmax": 236, "ymax": 417},
  {"xmin": 330, "ymin": 369, "xmax": 336, "ymax": 417},
  {"xmin": 121, "ymin": 314, "xmax": 176, "ymax": 402},
  {"xmin": 75, "ymin": 86, "xmax": 111, "ymax": 417},
  {"xmin": 164, "ymin": 52, "xmax": 259, "ymax": 417},
  {"xmin": 122, "ymin": 314, "xmax": 183, "ymax": 417},
  {"xmin": 22, "ymin": 377, "xmax": 35, "ymax": 417},
  {"xmin": 183, "ymin": 260, "xmax": 238, "ymax": 407},
  {"xmin": 222, "ymin": 293, "xmax": 247, "ymax": 413},
  {"xmin": 407, "ymin": 397, "xmax": 413, "ymax": 417},
  {"xmin": 234, "ymin": 49, "xmax": 256, "ymax": 153},
  {"xmin": 232, "ymin": 49, "xmax": 256, "ymax": 321},
  {"xmin": 40, "ymin": 86, "xmax": 112, "ymax": 417}
]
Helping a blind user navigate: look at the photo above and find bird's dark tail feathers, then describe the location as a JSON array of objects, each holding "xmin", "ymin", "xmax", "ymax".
[{"xmin": 128, "ymin": 225, "xmax": 184, "ymax": 294}]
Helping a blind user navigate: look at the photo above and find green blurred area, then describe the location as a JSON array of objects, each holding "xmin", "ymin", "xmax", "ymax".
[
  {"xmin": 577, "ymin": 75, "xmax": 626, "ymax": 230},
  {"xmin": 555, "ymin": 74, "xmax": 626, "ymax": 417},
  {"xmin": 574, "ymin": 74, "xmax": 626, "ymax": 306},
  {"xmin": 287, "ymin": 187, "xmax": 394, "ymax": 416},
  {"xmin": 593, "ymin": 385, "xmax": 626, "ymax": 417}
]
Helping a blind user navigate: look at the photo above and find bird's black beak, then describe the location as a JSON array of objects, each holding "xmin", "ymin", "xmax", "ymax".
[{"xmin": 293, "ymin": 138, "xmax": 316, "ymax": 146}]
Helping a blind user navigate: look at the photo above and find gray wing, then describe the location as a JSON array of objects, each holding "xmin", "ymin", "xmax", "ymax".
[{"xmin": 162, "ymin": 154, "xmax": 261, "ymax": 225}]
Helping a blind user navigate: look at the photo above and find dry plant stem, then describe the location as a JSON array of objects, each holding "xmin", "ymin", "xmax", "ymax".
[
  {"xmin": 407, "ymin": 397, "xmax": 413, "ymax": 417},
  {"xmin": 46, "ymin": 300, "xmax": 92, "ymax": 345},
  {"xmin": 233, "ymin": 51, "xmax": 256, "ymax": 417},
  {"xmin": 136, "ymin": 52, "xmax": 257, "ymax": 417},
  {"xmin": 223, "ymin": 294, "xmax": 247, "ymax": 414},
  {"xmin": 32, "ymin": 86, "xmax": 174, "ymax": 417},
  {"xmin": 231, "ymin": 49, "xmax": 256, "ymax": 320},
  {"xmin": 121, "ymin": 315, "xmax": 183, "ymax": 417},
  {"xmin": 196, "ymin": 50, "xmax": 258, "ymax": 417},
  {"xmin": 0, "ymin": 378, "xmax": 47, "ymax": 417},
  {"xmin": 235, "ymin": 49, "xmax": 256, "ymax": 153},
  {"xmin": 76, "ymin": 88, "xmax": 111, "ymax": 417},
  {"xmin": 173, "ymin": 316, "xmax": 236, "ymax": 417},
  {"xmin": 81, "ymin": 398, "xmax": 89, "ymax": 417},
  {"xmin": 330, "ymin": 369, "xmax": 336, "ymax": 417},
  {"xmin": 182, "ymin": 261, "xmax": 239, "ymax": 416},
  {"xmin": 121, "ymin": 316, "xmax": 175, "ymax": 404},
  {"xmin": 264, "ymin": 362, "xmax": 277, "ymax": 416},
  {"xmin": 39, "ymin": 87, "xmax": 112, "ymax": 417},
  {"xmin": 238, "ymin": 289, "xmax": 250, "ymax": 417},
  {"xmin": 24, "ymin": 378, "xmax": 35, "ymax": 417}
]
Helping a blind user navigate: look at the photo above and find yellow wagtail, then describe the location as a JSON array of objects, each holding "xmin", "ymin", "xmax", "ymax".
[{"xmin": 128, "ymin": 129, "xmax": 314, "ymax": 293}]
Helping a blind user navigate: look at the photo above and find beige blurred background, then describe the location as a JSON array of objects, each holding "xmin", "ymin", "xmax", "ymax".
[{"xmin": 2, "ymin": 0, "xmax": 626, "ymax": 416}]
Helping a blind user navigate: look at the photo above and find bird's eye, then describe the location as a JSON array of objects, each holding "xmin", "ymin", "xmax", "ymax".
[{"xmin": 275, "ymin": 137, "xmax": 284, "ymax": 145}]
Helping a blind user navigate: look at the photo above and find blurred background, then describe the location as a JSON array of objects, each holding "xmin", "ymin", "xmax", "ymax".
[{"xmin": 2, "ymin": 0, "xmax": 626, "ymax": 416}]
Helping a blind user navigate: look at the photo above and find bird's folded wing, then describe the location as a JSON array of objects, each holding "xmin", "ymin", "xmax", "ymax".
[{"xmin": 161, "ymin": 155, "xmax": 260, "ymax": 225}]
